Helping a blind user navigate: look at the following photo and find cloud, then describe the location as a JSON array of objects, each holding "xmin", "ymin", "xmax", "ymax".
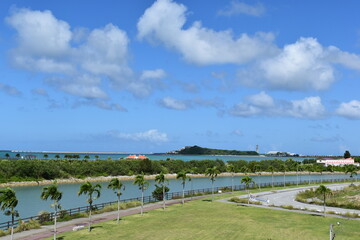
[
  {"xmin": 335, "ymin": 100, "xmax": 360, "ymax": 119},
  {"xmin": 310, "ymin": 135, "xmax": 342, "ymax": 142},
  {"xmin": 229, "ymin": 92, "xmax": 325, "ymax": 119},
  {"xmin": 137, "ymin": 0, "xmax": 277, "ymax": 65},
  {"xmin": 0, "ymin": 82, "xmax": 22, "ymax": 96},
  {"xmin": 159, "ymin": 96, "xmax": 223, "ymax": 110},
  {"xmin": 6, "ymin": 8, "xmax": 161, "ymax": 107},
  {"xmin": 140, "ymin": 69, "xmax": 166, "ymax": 80},
  {"xmin": 231, "ymin": 129, "xmax": 244, "ymax": 136},
  {"xmin": 108, "ymin": 129, "xmax": 169, "ymax": 143},
  {"xmin": 238, "ymin": 38, "xmax": 336, "ymax": 91},
  {"xmin": 73, "ymin": 99, "xmax": 127, "ymax": 112},
  {"xmin": 31, "ymin": 88, "xmax": 49, "ymax": 97},
  {"xmin": 218, "ymin": 1, "xmax": 266, "ymax": 17},
  {"xmin": 160, "ymin": 97, "xmax": 188, "ymax": 110}
]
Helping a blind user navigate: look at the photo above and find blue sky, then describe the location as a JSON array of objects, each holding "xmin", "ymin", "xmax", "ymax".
[{"xmin": 0, "ymin": 0, "xmax": 360, "ymax": 155}]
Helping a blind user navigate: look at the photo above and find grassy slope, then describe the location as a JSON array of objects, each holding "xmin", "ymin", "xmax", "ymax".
[{"xmin": 49, "ymin": 193, "xmax": 359, "ymax": 240}]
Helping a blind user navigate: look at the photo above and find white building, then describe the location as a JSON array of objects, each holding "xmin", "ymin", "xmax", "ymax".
[{"xmin": 316, "ymin": 158, "xmax": 360, "ymax": 167}]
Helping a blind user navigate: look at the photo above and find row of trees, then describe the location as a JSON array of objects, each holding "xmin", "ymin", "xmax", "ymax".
[
  {"xmin": 0, "ymin": 166, "xmax": 225, "ymax": 239},
  {"xmin": 0, "ymin": 158, "xmax": 358, "ymax": 183}
]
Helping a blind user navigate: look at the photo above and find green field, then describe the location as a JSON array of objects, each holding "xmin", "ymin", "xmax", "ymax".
[{"xmin": 48, "ymin": 192, "xmax": 360, "ymax": 240}]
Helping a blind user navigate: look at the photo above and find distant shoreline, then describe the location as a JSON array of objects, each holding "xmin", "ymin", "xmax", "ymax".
[{"xmin": 0, "ymin": 171, "xmax": 344, "ymax": 188}]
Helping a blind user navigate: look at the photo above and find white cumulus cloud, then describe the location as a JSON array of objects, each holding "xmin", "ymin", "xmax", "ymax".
[
  {"xmin": 335, "ymin": 100, "xmax": 360, "ymax": 119},
  {"xmin": 137, "ymin": 0, "xmax": 277, "ymax": 65},
  {"xmin": 108, "ymin": 129, "xmax": 169, "ymax": 143},
  {"xmin": 229, "ymin": 92, "xmax": 325, "ymax": 119},
  {"xmin": 218, "ymin": 1, "xmax": 266, "ymax": 17}
]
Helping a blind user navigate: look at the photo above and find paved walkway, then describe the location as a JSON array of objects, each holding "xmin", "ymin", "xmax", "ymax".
[
  {"xmin": 1, "ymin": 196, "xmax": 205, "ymax": 240},
  {"xmin": 224, "ymin": 182, "xmax": 360, "ymax": 218}
]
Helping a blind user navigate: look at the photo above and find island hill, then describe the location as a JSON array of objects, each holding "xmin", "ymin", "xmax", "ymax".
[{"xmin": 168, "ymin": 145, "xmax": 259, "ymax": 156}]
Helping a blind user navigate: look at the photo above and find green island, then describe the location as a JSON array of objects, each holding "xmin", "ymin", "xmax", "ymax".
[{"xmin": 172, "ymin": 145, "xmax": 259, "ymax": 155}]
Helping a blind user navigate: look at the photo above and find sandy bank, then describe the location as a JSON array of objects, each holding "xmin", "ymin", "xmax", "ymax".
[{"xmin": 0, "ymin": 171, "xmax": 345, "ymax": 188}]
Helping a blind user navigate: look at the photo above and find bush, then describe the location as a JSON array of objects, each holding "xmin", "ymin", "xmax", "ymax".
[{"xmin": 37, "ymin": 211, "xmax": 51, "ymax": 224}]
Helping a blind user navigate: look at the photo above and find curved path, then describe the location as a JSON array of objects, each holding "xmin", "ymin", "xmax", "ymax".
[{"xmin": 230, "ymin": 183, "xmax": 360, "ymax": 217}]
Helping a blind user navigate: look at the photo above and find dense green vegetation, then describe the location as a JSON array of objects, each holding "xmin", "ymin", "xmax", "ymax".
[
  {"xmin": 0, "ymin": 157, "xmax": 358, "ymax": 183},
  {"xmin": 175, "ymin": 145, "xmax": 259, "ymax": 155},
  {"xmin": 46, "ymin": 192, "xmax": 360, "ymax": 240}
]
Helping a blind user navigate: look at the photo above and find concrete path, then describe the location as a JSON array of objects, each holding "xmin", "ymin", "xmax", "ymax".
[
  {"xmin": 226, "ymin": 183, "xmax": 360, "ymax": 217},
  {"xmin": 0, "ymin": 196, "xmax": 205, "ymax": 240}
]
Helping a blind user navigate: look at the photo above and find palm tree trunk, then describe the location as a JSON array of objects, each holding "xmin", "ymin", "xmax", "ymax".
[
  {"xmin": 117, "ymin": 196, "xmax": 120, "ymax": 223},
  {"xmin": 231, "ymin": 174, "xmax": 234, "ymax": 192},
  {"xmin": 88, "ymin": 204, "xmax": 92, "ymax": 232},
  {"xmin": 54, "ymin": 205, "xmax": 57, "ymax": 240},
  {"xmin": 182, "ymin": 184, "xmax": 185, "ymax": 206},
  {"xmin": 283, "ymin": 174, "xmax": 285, "ymax": 187},
  {"xmin": 271, "ymin": 174, "xmax": 274, "ymax": 188},
  {"xmin": 323, "ymin": 194, "xmax": 326, "ymax": 217},
  {"xmin": 11, "ymin": 214, "xmax": 14, "ymax": 240},
  {"xmin": 141, "ymin": 189, "xmax": 144, "ymax": 215},
  {"xmin": 212, "ymin": 180, "xmax": 214, "ymax": 202},
  {"xmin": 162, "ymin": 185, "xmax": 165, "ymax": 210},
  {"xmin": 247, "ymin": 187, "xmax": 250, "ymax": 204}
]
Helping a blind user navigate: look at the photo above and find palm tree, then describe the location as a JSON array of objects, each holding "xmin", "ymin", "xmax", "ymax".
[
  {"xmin": 267, "ymin": 166, "xmax": 275, "ymax": 188},
  {"xmin": 15, "ymin": 153, "xmax": 20, "ymax": 158},
  {"xmin": 176, "ymin": 170, "xmax": 190, "ymax": 206},
  {"xmin": 78, "ymin": 182, "xmax": 101, "ymax": 232},
  {"xmin": 345, "ymin": 165, "xmax": 358, "ymax": 185},
  {"xmin": 95, "ymin": 155, "xmax": 99, "ymax": 160},
  {"xmin": 254, "ymin": 164, "xmax": 261, "ymax": 189},
  {"xmin": 107, "ymin": 178, "xmax": 125, "ymax": 223},
  {"xmin": 155, "ymin": 172, "xmax": 168, "ymax": 210},
  {"xmin": 5, "ymin": 153, "xmax": 10, "ymax": 159},
  {"xmin": 133, "ymin": 173, "xmax": 149, "ymax": 215},
  {"xmin": 205, "ymin": 167, "xmax": 220, "ymax": 202},
  {"xmin": 315, "ymin": 185, "xmax": 332, "ymax": 217},
  {"xmin": 227, "ymin": 164, "xmax": 236, "ymax": 192},
  {"xmin": 281, "ymin": 164, "xmax": 287, "ymax": 187},
  {"xmin": 305, "ymin": 164, "xmax": 312, "ymax": 184},
  {"xmin": 241, "ymin": 176, "xmax": 254, "ymax": 204},
  {"xmin": 55, "ymin": 154, "xmax": 60, "ymax": 159},
  {"xmin": 41, "ymin": 181, "xmax": 62, "ymax": 240},
  {"xmin": 0, "ymin": 187, "xmax": 19, "ymax": 240},
  {"xmin": 43, "ymin": 154, "xmax": 49, "ymax": 159}
]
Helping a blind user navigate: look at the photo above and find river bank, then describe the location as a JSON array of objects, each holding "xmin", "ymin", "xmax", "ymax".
[{"xmin": 0, "ymin": 171, "xmax": 345, "ymax": 188}]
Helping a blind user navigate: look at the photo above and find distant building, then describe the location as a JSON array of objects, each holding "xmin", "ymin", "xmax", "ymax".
[
  {"xmin": 316, "ymin": 158, "xmax": 360, "ymax": 167},
  {"xmin": 266, "ymin": 151, "xmax": 299, "ymax": 157}
]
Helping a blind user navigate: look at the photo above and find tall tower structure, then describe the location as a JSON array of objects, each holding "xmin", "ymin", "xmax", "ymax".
[{"xmin": 256, "ymin": 145, "xmax": 259, "ymax": 153}]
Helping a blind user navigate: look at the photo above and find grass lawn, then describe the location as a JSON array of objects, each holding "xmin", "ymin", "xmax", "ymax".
[{"xmin": 48, "ymin": 192, "xmax": 360, "ymax": 240}]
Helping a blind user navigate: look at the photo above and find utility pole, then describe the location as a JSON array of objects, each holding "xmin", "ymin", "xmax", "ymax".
[{"xmin": 330, "ymin": 224, "xmax": 334, "ymax": 240}]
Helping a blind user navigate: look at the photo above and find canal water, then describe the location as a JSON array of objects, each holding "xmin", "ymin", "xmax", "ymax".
[{"xmin": 0, "ymin": 173, "xmax": 353, "ymax": 222}]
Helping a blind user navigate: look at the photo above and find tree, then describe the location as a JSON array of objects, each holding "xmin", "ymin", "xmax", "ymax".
[
  {"xmin": 5, "ymin": 153, "xmax": 10, "ymax": 159},
  {"xmin": 344, "ymin": 150, "xmax": 351, "ymax": 159},
  {"xmin": 152, "ymin": 184, "xmax": 169, "ymax": 201},
  {"xmin": 95, "ymin": 155, "xmax": 99, "ymax": 160},
  {"xmin": 345, "ymin": 164, "xmax": 358, "ymax": 185},
  {"xmin": 84, "ymin": 155, "xmax": 90, "ymax": 160},
  {"xmin": 133, "ymin": 173, "xmax": 149, "ymax": 215},
  {"xmin": 0, "ymin": 187, "xmax": 19, "ymax": 240},
  {"xmin": 280, "ymin": 164, "xmax": 287, "ymax": 187},
  {"xmin": 205, "ymin": 166, "xmax": 220, "ymax": 202},
  {"xmin": 55, "ymin": 154, "xmax": 60, "ymax": 159},
  {"xmin": 241, "ymin": 176, "xmax": 254, "ymax": 204},
  {"xmin": 78, "ymin": 182, "xmax": 101, "ymax": 232},
  {"xmin": 267, "ymin": 166, "xmax": 275, "ymax": 188},
  {"xmin": 315, "ymin": 185, "xmax": 332, "ymax": 217},
  {"xmin": 107, "ymin": 178, "xmax": 125, "ymax": 223},
  {"xmin": 43, "ymin": 154, "xmax": 49, "ymax": 159},
  {"xmin": 176, "ymin": 170, "xmax": 190, "ymax": 206},
  {"xmin": 227, "ymin": 164, "xmax": 236, "ymax": 192},
  {"xmin": 41, "ymin": 181, "xmax": 62, "ymax": 240},
  {"xmin": 15, "ymin": 153, "xmax": 20, "ymax": 159},
  {"xmin": 155, "ymin": 172, "xmax": 168, "ymax": 210}
]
